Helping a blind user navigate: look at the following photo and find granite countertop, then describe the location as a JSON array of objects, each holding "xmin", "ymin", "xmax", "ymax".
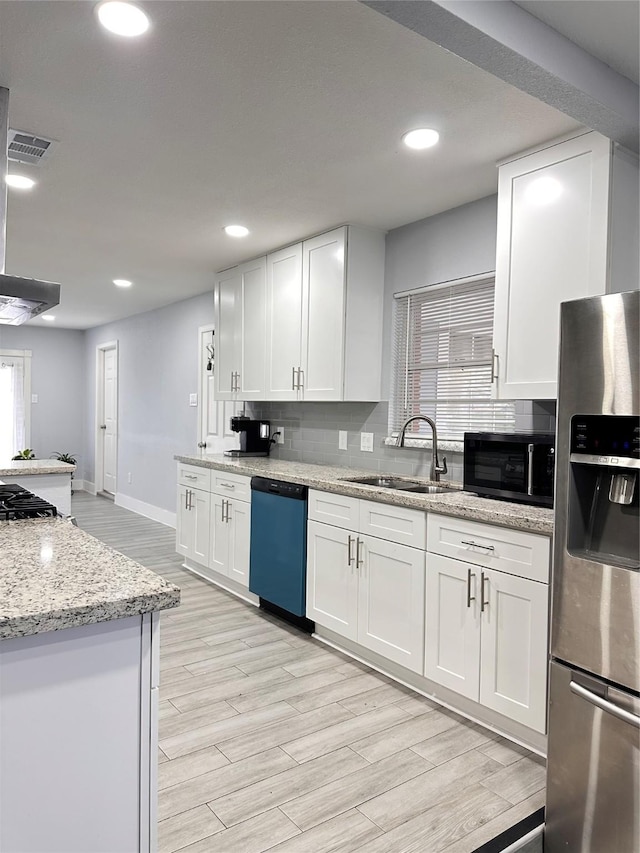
[
  {"xmin": 175, "ymin": 454, "xmax": 554, "ymax": 536},
  {"xmin": 0, "ymin": 459, "xmax": 76, "ymax": 476},
  {"xmin": 0, "ymin": 518, "xmax": 180, "ymax": 641}
]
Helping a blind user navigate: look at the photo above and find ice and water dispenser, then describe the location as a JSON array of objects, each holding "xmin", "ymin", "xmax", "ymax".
[{"xmin": 567, "ymin": 415, "xmax": 640, "ymax": 569}]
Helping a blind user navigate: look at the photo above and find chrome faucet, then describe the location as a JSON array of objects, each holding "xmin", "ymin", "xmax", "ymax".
[{"xmin": 396, "ymin": 415, "xmax": 448, "ymax": 482}]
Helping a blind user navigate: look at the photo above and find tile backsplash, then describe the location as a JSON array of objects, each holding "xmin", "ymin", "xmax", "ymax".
[{"xmin": 246, "ymin": 400, "xmax": 556, "ymax": 485}]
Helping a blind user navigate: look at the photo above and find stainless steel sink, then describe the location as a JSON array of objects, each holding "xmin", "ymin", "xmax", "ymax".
[{"xmin": 341, "ymin": 476, "xmax": 451, "ymax": 494}]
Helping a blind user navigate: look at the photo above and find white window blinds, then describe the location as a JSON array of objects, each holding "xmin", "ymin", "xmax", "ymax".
[{"xmin": 391, "ymin": 276, "xmax": 515, "ymax": 440}]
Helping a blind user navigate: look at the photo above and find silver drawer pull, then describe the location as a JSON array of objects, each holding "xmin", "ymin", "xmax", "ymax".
[
  {"xmin": 461, "ymin": 539, "xmax": 495, "ymax": 552},
  {"xmin": 219, "ymin": 482, "xmax": 235, "ymax": 489},
  {"xmin": 184, "ymin": 474, "xmax": 198, "ymax": 480},
  {"xmin": 570, "ymin": 681, "xmax": 640, "ymax": 729}
]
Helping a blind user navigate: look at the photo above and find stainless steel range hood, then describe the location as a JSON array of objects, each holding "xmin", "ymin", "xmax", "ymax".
[{"xmin": 0, "ymin": 86, "xmax": 60, "ymax": 325}]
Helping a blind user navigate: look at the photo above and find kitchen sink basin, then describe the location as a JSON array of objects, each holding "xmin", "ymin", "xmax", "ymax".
[{"xmin": 341, "ymin": 476, "xmax": 451, "ymax": 494}]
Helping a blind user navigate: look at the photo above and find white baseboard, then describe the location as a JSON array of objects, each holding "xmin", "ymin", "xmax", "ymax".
[
  {"xmin": 74, "ymin": 479, "xmax": 96, "ymax": 495},
  {"xmin": 115, "ymin": 492, "xmax": 177, "ymax": 529}
]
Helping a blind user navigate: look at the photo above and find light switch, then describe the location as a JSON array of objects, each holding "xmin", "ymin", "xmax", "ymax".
[
  {"xmin": 31, "ymin": 394, "xmax": 38, "ymax": 404},
  {"xmin": 360, "ymin": 432, "xmax": 374, "ymax": 452},
  {"xmin": 338, "ymin": 430, "xmax": 348, "ymax": 451},
  {"xmin": 189, "ymin": 393, "xmax": 198, "ymax": 407}
]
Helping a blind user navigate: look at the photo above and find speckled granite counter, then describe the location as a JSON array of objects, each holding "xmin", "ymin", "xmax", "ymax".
[
  {"xmin": 0, "ymin": 459, "xmax": 76, "ymax": 477},
  {"xmin": 175, "ymin": 454, "xmax": 554, "ymax": 536},
  {"xmin": 0, "ymin": 517, "xmax": 180, "ymax": 640}
]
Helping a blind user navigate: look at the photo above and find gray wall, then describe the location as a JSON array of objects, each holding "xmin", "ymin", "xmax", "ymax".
[
  {"xmin": 0, "ymin": 325, "xmax": 85, "ymax": 465},
  {"xmin": 84, "ymin": 292, "xmax": 213, "ymax": 511}
]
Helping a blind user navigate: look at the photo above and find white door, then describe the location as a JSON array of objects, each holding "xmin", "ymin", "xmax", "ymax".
[
  {"xmin": 98, "ymin": 344, "xmax": 118, "ymax": 495},
  {"xmin": 479, "ymin": 568, "xmax": 549, "ymax": 733},
  {"xmin": 357, "ymin": 536, "xmax": 425, "ymax": 674},
  {"xmin": 228, "ymin": 499, "xmax": 251, "ymax": 588},
  {"xmin": 425, "ymin": 554, "xmax": 481, "ymax": 699},
  {"xmin": 306, "ymin": 521, "xmax": 358, "ymax": 640},
  {"xmin": 214, "ymin": 268, "xmax": 241, "ymax": 401},
  {"xmin": 198, "ymin": 326, "xmax": 241, "ymax": 455},
  {"xmin": 239, "ymin": 258, "xmax": 267, "ymax": 400},
  {"xmin": 266, "ymin": 243, "xmax": 303, "ymax": 400},
  {"xmin": 210, "ymin": 494, "xmax": 230, "ymax": 576},
  {"xmin": 301, "ymin": 228, "xmax": 346, "ymax": 401},
  {"xmin": 176, "ymin": 485, "xmax": 193, "ymax": 558}
]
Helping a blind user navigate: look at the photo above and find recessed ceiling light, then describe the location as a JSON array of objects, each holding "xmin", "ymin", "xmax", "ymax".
[
  {"xmin": 113, "ymin": 278, "xmax": 132, "ymax": 288},
  {"xmin": 224, "ymin": 225, "xmax": 250, "ymax": 238},
  {"xmin": 42, "ymin": 315, "xmax": 56, "ymax": 322},
  {"xmin": 5, "ymin": 174, "xmax": 36, "ymax": 190},
  {"xmin": 402, "ymin": 128, "xmax": 440, "ymax": 150},
  {"xmin": 96, "ymin": 1, "xmax": 150, "ymax": 37}
]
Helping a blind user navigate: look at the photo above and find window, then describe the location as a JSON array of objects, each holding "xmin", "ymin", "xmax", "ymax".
[
  {"xmin": 390, "ymin": 275, "xmax": 515, "ymax": 441},
  {"xmin": 0, "ymin": 350, "xmax": 31, "ymax": 458}
]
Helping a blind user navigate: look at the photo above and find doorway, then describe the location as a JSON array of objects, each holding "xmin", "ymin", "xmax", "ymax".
[
  {"xmin": 198, "ymin": 324, "xmax": 241, "ymax": 454},
  {"xmin": 95, "ymin": 341, "xmax": 118, "ymax": 496}
]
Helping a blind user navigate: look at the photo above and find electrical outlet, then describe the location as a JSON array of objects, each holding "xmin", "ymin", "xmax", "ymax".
[
  {"xmin": 338, "ymin": 430, "xmax": 348, "ymax": 451},
  {"xmin": 31, "ymin": 394, "xmax": 38, "ymax": 404},
  {"xmin": 127, "ymin": 472, "xmax": 132, "ymax": 484},
  {"xmin": 275, "ymin": 429, "xmax": 284, "ymax": 445},
  {"xmin": 189, "ymin": 393, "xmax": 198, "ymax": 407},
  {"xmin": 360, "ymin": 432, "xmax": 374, "ymax": 452}
]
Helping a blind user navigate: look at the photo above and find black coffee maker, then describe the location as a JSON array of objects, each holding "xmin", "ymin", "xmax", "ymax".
[{"xmin": 224, "ymin": 416, "xmax": 272, "ymax": 457}]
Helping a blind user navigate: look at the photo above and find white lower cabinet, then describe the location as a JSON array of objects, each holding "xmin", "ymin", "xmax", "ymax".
[
  {"xmin": 307, "ymin": 516, "xmax": 425, "ymax": 674},
  {"xmin": 425, "ymin": 552, "xmax": 549, "ymax": 733},
  {"xmin": 176, "ymin": 484, "xmax": 211, "ymax": 565},
  {"xmin": 210, "ymin": 493, "xmax": 251, "ymax": 588}
]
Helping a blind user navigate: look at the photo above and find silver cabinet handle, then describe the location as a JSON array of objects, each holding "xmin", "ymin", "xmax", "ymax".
[
  {"xmin": 461, "ymin": 539, "xmax": 495, "ymax": 552},
  {"xmin": 184, "ymin": 474, "xmax": 198, "ymax": 480},
  {"xmin": 356, "ymin": 538, "xmax": 364, "ymax": 573},
  {"xmin": 225, "ymin": 499, "xmax": 231, "ymax": 523},
  {"xmin": 230, "ymin": 371, "xmax": 235, "ymax": 392},
  {"xmin": 570, "ymin": 681, "xmax": 640, "ymax": 729},
  {"xmin": 221, "ymin": 499, "xmax": 226, "ymax": 522},
  {"xmin": 466, "ymin": 567, "xmax": 475, "ymax": 608},
  {"xmin": 234, "ymin": 372, "xmax": 240, "ymax": 392},
  {"xmin": 292, "ymin": 367, "xmax": 297, "ymax": 391},
  {"xmin": 218, "ymin": 482, "xmax": 235, "ymax": 489},
  {"xmin": 527, "ymin": 443, "xmax": 534, "ymax": 496},
  {"xmin": 490, "ymin": 348, "xmax": 498, "ymax": 383},
  {"xmin": 480, "ymin": 571, "xmax": 489, "ymax": 612},
  {"xmin": 184, "ymin": 489, "xmax": 189, "ymax": 510},
  {"xmin": 347, "ymin": 534, "xmax": 354, "ymax": 567},
  {"xmin": 298, "ymin": 367, "xmax": 304, "ymax": 390}
]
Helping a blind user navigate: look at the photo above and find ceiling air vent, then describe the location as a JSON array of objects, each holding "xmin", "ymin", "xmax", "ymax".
[{"xmin": 8, "ymin": 129, "xmax": 57, "ymax": 166}]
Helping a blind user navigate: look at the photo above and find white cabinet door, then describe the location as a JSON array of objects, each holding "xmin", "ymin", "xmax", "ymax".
[
  {"xmin": 479, "ymin": 568, "xmax": 549, "ymax": 733},
  {"xmin": 300, "ymin": 228, "xmax": 346, "ymax": 400},
  {"xmin": 358, "ymin": 536, "xmax": 425, "ymax": 674},
  {"xmin": 191, "ymin": 488, "xmax": 211, "ymax": 566},
  {"xmin": 210, "ymin": 494, "xmax": 231, "ymax": 576},
  {"xmin": 176, "ymin": 485, "xmax": 193, "ymax": 558},
  {"xmin": 494, "ymin": 132, "xmax": 611, "ymax": 399},
  {"xmin": 229, "ymin": 499, "xmax": 251, "ymax": 588},
  {"xmin": 306, "ymin": 521, "xmax": 358, "ymax": 640},
  {"xmin": 266, "ymin": 243, "xmax": 303, "ymax": 400},
  {"xmin": 424, "ymin": 554, "xmax": 481, "ymax": 700},
  {"xmin": 214, "ymin": 267, "xmax": 242, "ymax": 401},
  {"xmin": 239, "ymin": 257, "xmax": 267, "ymax": 400}
]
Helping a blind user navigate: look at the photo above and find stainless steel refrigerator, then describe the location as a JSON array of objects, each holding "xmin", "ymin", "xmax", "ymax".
[{"xmin": 546, "ymin": 289, "xmax": 639, "ymax": 852}]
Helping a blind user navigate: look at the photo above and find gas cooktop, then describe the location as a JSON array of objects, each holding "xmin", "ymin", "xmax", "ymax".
[{"xmin": 0, "ymin": 484, "xmax": 58, "ymax": 521}]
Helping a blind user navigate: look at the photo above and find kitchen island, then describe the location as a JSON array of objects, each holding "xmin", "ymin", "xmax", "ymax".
[
  {"xmin": 0, "ymin": 516, "xmax": 180, "ymax": 853},
  {"xmin": 0, "ymin": 457, "xmax": 76, "ymax": 516}
]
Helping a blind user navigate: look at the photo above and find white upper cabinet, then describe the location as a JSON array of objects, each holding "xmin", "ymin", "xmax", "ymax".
[
  {"xmin": 214, "ymin": 257, "xmax": 267, "ymax": 401},
  {"xmin": 265, "ymin": 243, "xmax": 304, "ymax": 400},
  {"xmin": 493, "ymin": 131, "xmax": 639, "ymax": 399},
  {"xmin": 258, "ymin": 225, "xmax": 384, "ymax": 402}
]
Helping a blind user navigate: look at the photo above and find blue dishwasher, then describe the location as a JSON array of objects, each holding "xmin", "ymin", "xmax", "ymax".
[{"xmin": 249, "ymin": 477, "xmax": 313, "ymax": 630}]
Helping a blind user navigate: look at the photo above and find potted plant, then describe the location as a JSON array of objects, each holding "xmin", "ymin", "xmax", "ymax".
[
  {"xmin": 11, "ymin": 449, "xmax": 36, "ymax": 460},
  {"xmin": 51, "ymin": 452, "xmax": 78, "ymax": 494}
]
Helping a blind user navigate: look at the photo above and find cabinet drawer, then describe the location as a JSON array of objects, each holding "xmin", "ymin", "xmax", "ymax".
[
  {"xmin": 212, "ymin": 471, "xmax": 251, "ymax": 501},
  {"xmin": 427, "ymin": 514, "xmax": 550, "ymax": 583},
  {"xmin": 359, "ymin": 499, "xmax": 426, "ymax": 549},
  {"xmin": 308, "ymin": 489, "xmax": 360, "ymax": 530},
  {"xmin": 178, "ymin": 463, "xmax": 211, "ymax": 491}
]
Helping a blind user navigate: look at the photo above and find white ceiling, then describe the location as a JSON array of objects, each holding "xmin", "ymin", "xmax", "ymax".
[
  {"xmin": 0, "ymin": 1, "xmax": 587, "ymax": 329},
  {"xmin": 516, "ymin": 1, "xmax": 639, "ymax": 85}
]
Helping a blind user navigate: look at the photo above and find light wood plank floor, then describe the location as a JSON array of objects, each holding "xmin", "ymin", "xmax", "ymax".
[{"xmin": 72, "ymin": 492, "xmax": 545, "ymax": 853}]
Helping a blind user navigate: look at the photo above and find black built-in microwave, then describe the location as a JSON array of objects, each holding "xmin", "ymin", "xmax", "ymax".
[{"xmin": 463, "ymin": 432, "xmax": 555, "ymax": 507}]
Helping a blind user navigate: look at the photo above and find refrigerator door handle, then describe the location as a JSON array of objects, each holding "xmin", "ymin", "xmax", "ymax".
[{"xmin": 570, "ymin": 680, "xmax": 640, "ymax": 729}]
